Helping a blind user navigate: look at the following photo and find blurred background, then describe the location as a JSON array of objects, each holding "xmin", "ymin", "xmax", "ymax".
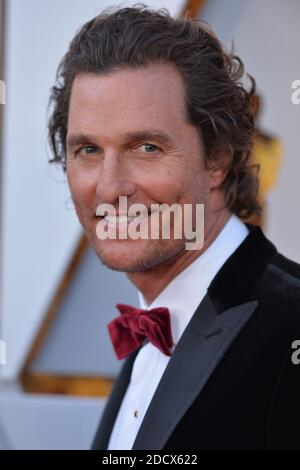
[{"xmin": 0, "ymin": 0, "xmax": 299, "ymax": 450}]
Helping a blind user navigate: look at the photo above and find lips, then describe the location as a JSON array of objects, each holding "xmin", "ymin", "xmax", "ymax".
[
  {"xmin": 104, "ymin": 214, "xmax": 142, "ymax": 225},
  {"xmin": 96, "ymin": 207, "xmax": 158, "ymax": 218}
]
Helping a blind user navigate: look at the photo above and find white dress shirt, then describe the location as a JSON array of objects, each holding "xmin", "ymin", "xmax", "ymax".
[{"xmin": 107, "ymin": 214, "xmax": 249, "ymax": 450}]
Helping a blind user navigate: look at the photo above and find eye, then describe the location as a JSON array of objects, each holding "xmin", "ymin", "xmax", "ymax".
[
  {"xmin": 83, "ymin": 145, "xmax": 97, "ymax": 153},
  {"xmin": 140, "ymin": 143, "xmax": 159, "ymax": 153},
  {"xmin": 76, "ymin": 144, "xmax": 98, "ymax": 156}
]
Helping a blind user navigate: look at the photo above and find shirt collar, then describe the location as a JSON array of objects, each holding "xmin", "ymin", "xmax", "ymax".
[{"xmin": 137, "ymin": 213, "xmax": 249, "ymax": 346}]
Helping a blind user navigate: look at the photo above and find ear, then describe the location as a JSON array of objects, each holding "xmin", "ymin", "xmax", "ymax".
[{"xmin": 207, "ymin": 146, "xmax": 233, "ymax": 190}]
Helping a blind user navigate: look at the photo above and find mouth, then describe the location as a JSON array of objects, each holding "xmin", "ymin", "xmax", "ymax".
[
  {"xmin": 103, "ymin": 214, "xmax": 146, "ymax": 227},
  {"xmin": 95, "ymin": 209, "xmax": 158, "ymax": 229}
]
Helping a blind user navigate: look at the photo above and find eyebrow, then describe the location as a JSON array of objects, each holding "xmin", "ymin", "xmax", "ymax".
[{"xmin": 66, "ymin": 130, "xmax": 174, "ymax": 149}]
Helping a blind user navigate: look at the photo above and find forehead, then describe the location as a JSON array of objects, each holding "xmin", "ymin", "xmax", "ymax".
[{"xmin": 68, "ymin": 63, "xmax": 188, "ymax": 136}]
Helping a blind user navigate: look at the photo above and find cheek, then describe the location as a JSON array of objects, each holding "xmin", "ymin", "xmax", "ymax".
[
  {"xmin": 143, "ymin": 174, "xmax": 183, "ymax": 203},
  {"xmin": 141, "ymin": 160, "xmax": 188, "ymax": 201},
  {"xmin": 67, "ymin": 167, "xmax": 96, "ymax": 207},
  {"xmin": 167, "ymin": 164, "xmax": 201, "ymax": 197}
]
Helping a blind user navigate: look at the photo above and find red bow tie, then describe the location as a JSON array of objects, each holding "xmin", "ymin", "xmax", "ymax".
[{"xmin": 108, "ymin": 303, "xmax": 174, "ymax": 360}]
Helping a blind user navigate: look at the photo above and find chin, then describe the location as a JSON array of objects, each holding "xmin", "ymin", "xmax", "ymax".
[
  {"xmin": 93, "ymin": 238, "xmax": 186, "ymax": 273},
  {"xmin": 92, "ymin": 238, "xmax": 151, "ymax": 272}
]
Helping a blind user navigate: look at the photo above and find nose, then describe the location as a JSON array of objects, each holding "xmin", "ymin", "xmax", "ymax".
[{"xmin": 95, "ymin": 152, "xmax": 136, "ymax": 205}]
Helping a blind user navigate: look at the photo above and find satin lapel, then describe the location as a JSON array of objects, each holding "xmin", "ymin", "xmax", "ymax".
[
  {"xmin": 131, "ymin": 294, "xmax": 258, "ymax": 450},
  {"xmin": 91, "ymin": 348, "xmax": 139, "ymax": 450}
]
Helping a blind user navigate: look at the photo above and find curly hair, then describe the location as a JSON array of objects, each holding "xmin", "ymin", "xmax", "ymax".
[{"xmin": 48, "ymin": 3, "xmax": 261, "ymax": 219}]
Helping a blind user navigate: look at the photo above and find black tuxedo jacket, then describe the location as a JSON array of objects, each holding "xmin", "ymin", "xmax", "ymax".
[{"xmin": 91, "ymin": 223, "xmax": 300, "ymax": 450}]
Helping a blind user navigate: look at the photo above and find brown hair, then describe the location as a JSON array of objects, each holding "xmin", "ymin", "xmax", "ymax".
[{"xmin": 48, "ymin": 3, "xmax": 261, "ymax": 219}]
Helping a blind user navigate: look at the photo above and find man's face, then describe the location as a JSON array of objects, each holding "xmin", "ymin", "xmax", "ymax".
[{"xmin": 66, "ymin": 63, "xmax": 216, "ymax": 272}]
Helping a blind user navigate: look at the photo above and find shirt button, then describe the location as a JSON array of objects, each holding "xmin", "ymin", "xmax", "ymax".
[{"xmin": 134, "ymin": 410, "xmax": 138, "ymax": 418}]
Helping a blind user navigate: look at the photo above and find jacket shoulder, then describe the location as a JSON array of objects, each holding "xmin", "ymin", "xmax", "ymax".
[
  {"xmin": 261, "ymin": 251, "xmax": 300, "ymax": 305},
  {"xmin": 254, "ymin": 250, "xmax": 300, "ymax": 327},
  {"xmin": 270, "ymin": 252, "xmax": 300, "ymax": 281}
]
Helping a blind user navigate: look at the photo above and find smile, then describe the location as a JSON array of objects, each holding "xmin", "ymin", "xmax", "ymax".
[{"xmin": 104, "ymin": 214, "xmax": 145, "ymax": 226}]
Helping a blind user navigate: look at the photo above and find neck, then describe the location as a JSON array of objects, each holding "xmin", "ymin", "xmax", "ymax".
[{"xmin": 127, "ymin": 209, "xmax": 231, "ymax": 305}]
